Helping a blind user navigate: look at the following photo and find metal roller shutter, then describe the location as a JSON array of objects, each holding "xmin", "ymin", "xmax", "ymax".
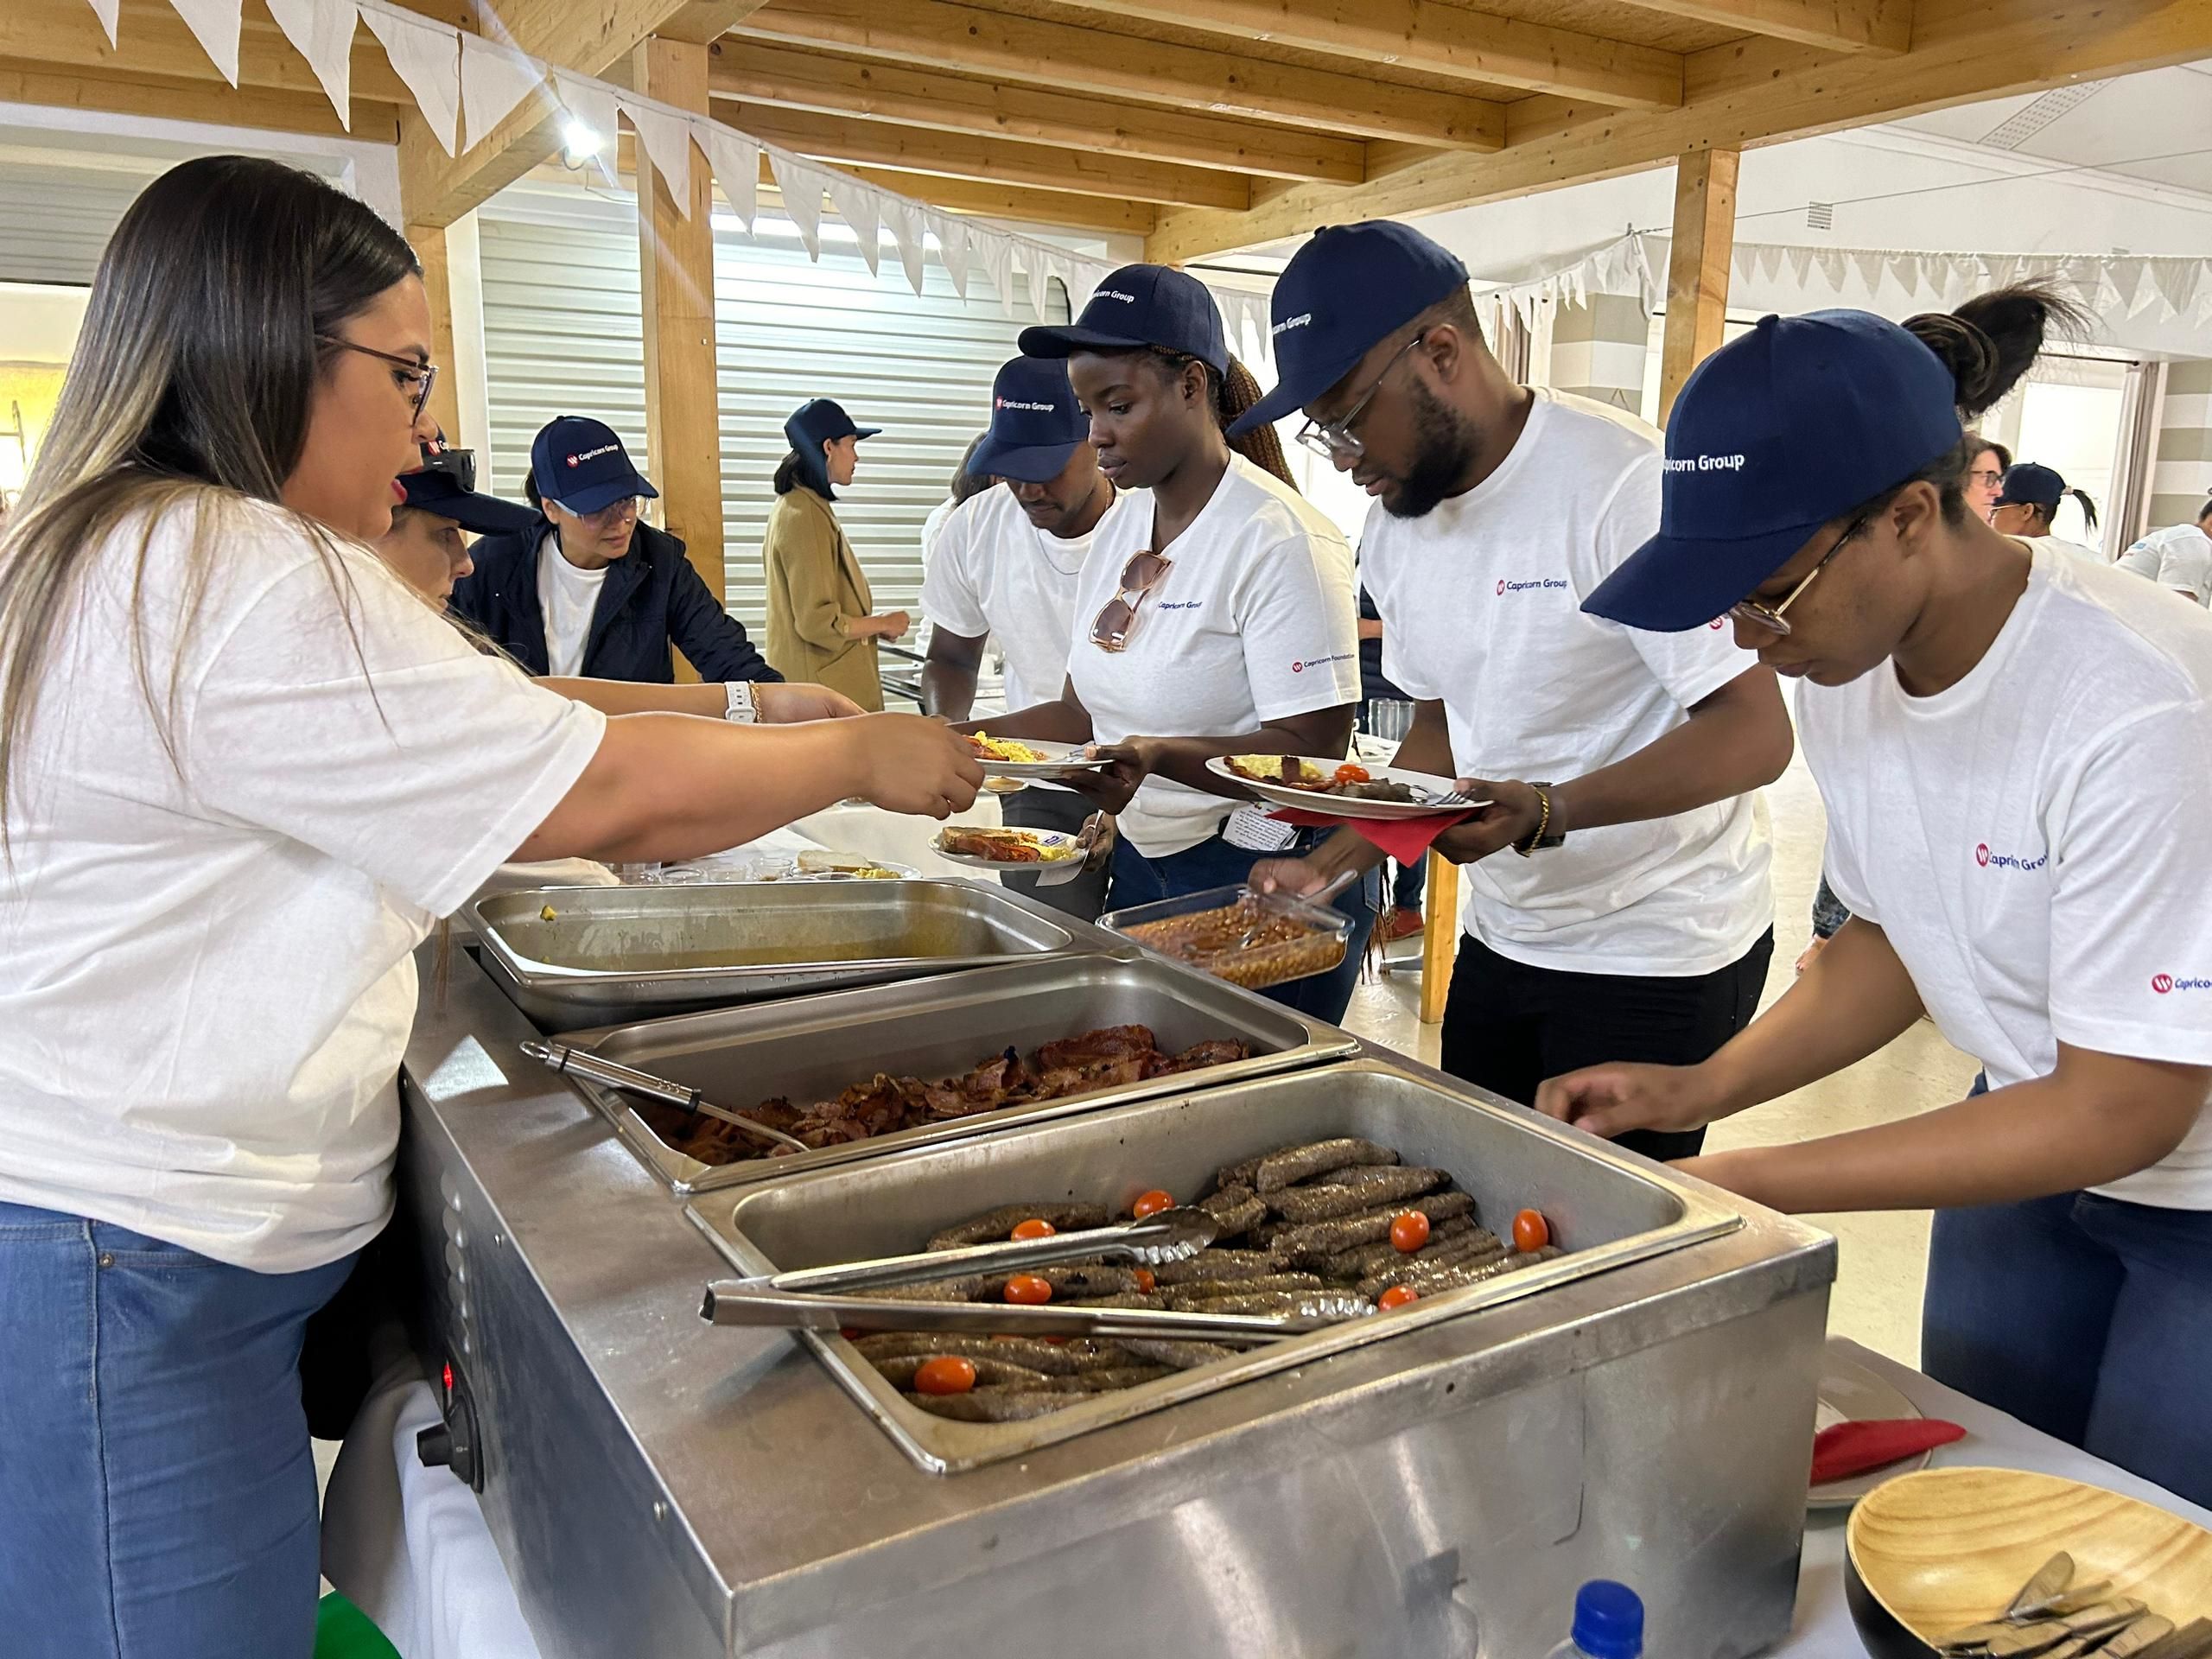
[
  {"xmin": 0, "ymin": 159, "xmax": 157, "ymax": 284},
  {"xmin": 478, "ymin": 200, "xmax": 1062, "ymax": 627}
]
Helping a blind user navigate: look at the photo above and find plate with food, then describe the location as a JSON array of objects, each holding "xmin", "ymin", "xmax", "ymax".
[
  {"xmin": 967, "ymin": 731, "xmax": 1110, "ymax": 779},
  {"xmin": 931, "ymin": 825, "xmax": 1083, "ymax": 870},
  {"xmin": 1205, "ymin": 754, "xmax": 1482, "ymax": 821}
]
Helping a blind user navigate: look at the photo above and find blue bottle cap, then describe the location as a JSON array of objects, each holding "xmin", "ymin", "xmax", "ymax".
[{"xmin": 1573, "ymin": 1580, "xmax": 1645, "ymax": 1659}]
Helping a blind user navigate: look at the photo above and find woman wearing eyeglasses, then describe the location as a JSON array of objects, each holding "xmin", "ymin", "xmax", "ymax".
[
  {"xmin": 449, "ymin": 415, "xmax": 782, "ymax": 689},
  {"xmin": 1542, "ymin": 285, "xmax": 2212, "ymax": 1505},
  {"xmin": 0, "ymin": 156, "xmax": 981, "ymax": 1659},
  {"xmin": 966, "ymin": 265, "xmax": 1367, "ymax": 1020}
]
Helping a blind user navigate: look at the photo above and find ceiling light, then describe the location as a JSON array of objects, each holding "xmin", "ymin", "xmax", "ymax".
[{"xmin": 561, "ymin": 120, "xmax": 602, "ymax": 165}]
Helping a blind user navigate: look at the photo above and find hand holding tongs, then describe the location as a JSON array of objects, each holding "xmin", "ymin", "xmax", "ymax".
[{"xmin": 520, "ymin": 1039, "xmax": 810, "ymax": 1154}]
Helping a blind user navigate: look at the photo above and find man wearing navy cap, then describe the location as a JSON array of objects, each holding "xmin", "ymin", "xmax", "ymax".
[
  {"xmin": 1241, "ymin": 220, "xmax": 1791, "ymax": 1160},
  {"xmin": 918, "ymin": 356, "xmax": 1125, "ymax": 918},
  {"xmin": 452, "ymin": 414, "xmax": 781, "ymax": 687}
]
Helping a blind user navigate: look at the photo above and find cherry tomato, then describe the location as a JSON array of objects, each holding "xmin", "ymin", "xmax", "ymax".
[
  {"xmin": 1513, "ymin": 1209, "xmax": 1551, "ymax": 1253},
  {"xmin": 1003, "ymin": 1274, "xmax": 1053, "ymax": 1305},
  {"xmin": 1043, "ymin": 1335, "xmax": 1070, "ymax": 1345},
  {"xmin": 913, "ymin": 1356, "xmax": 977, "ymax": 1395},
  {"xmin": 1377, "ymin": 1285, "xmax": 1420, "ymax": 1311},
  {"xmin": 1131, "ymin": 1189, "xmax": 1174, "ymax": 1219},
  {"xmin": 1389, "ymin": 1211, "xmax": 1431, "ymax": 1253},
  {"xmin": 1334, "ymin": 763, "xmax": 1371, "ymax": 785},
  {"xmin": 839, "ymin": 1327, "xmax": 862, "ymax": 1340},
  {"xmin": 1132, "ymin": 1268, "xmax": 1156, "ymax": 1293},
  {"xmin": 1010, "ymin": 1217, "xmax": 1056, "ymax": 1241}
]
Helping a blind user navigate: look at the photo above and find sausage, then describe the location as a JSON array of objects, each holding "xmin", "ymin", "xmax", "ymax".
[
  {"xmin": 926, "ymin": 1202, "xmax": 1110, "ymax": 1251},
  {"xmin": 1066, "ymin": 1292, "xmax": 1172, "ymax": 1309},
  {"xmin": 1151, "ymin": 1249, "xmax": 1281, "ymax": 1286},
  {"xmin": 1268, "ymin": 1166, "xmax": 1449, "ymax": 1223},
  {"xmin": 1066, "ymin": 1363, "xmax": 1174, "ymax": 1392},
  {"xmin": 974, "ymin": 1264, "xmax": 1147, "ymax": 1300},
  {"xmin": 906, "ymin": 1389, "xmax": 1071, "ymax": 1422},
  {"xmin": 1359, "ymin": 1238, "xmax": 1510, "ymax": 1300},
  {"xmin": 1195, "ymin": 1188, "xmax": 1268, "ymax": 1240},
  {"xmin": 1316, "ymin": 1216, "xmax": 1481, "ymax": 1281},
  {"xmin": 849, "ymin": 1333, "xmax": 1090, "ymax": 1376},
  {"xmin": 1267, "ymin": 1191, "xmax": 1476, "ymax": 1266},
  {"xmin": 1115, "ymin": 1338, "xmax": 1239, "ymax": 1370},
  {"xmin": 1212, "ymin": 1154, "xmax": 1266, "ymax": 1193},
  {"xmin": 869, "ymin": 1353, "xmax": 1053, "ymax": 1390},
  {"xmin": 1160, "ymin": 1273, "xmax": 1325, "ymax": 1308},
  {"xmin": 1252, "ymin": 1138, "xmax": 1399, "ymax": 1193},
  {"xmin": 1400, "ymin": 1246, "xmax": 1560, "ymax": 1295},
  {"xmin": 871, "ymin": 1274, "xmax": 993, "ymax": 1303}
]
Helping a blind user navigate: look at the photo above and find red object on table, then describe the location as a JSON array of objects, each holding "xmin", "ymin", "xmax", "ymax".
[
  {"xmin": 1267, "ymin": 806, "xmax": 1474, "ymax": 866},
  {"xmin": 1811, "ymin": 1418, "xmax": 1966, "ymax": 1484}
]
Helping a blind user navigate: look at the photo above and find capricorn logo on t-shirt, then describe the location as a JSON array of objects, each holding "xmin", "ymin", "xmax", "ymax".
[
  {"xmin": 2152, "ymin": 973, "xmax": 2212, "ymax": 995},
  {"xmin": 1974, "ymin": 842, "xmax": 2048, "ymax": 872},
  {"xmin": 1291, "ymin": 652, "xmax": 1352, "ymax": 676},
  {"xmin": 1496, "ymin": 577, "xmax": 1570, "ymax": 596}
]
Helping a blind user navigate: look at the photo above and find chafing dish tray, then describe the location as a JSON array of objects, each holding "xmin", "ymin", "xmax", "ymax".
[
  {"xmin": 559, "ymin": 953, "xmax": 1357, "ymax": 1194},
  {"xmin": 465, "ymin": 879, "xmax": 1112, "ymax": 1029},
  {"xmin": 686, "ymin": 1057, "xmax": 1743, "ymax": 1474}
]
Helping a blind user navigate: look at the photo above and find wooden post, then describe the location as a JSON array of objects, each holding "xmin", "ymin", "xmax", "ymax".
[
  {"xmin": 1656, "ymin": 147, "xmax": 1739, "ymax": 428},
  {"xmin": 1419, "ymin": 852, "xmax": 1459, "ymax": 1025},
  {"xmin": 633, "ymin": 35, "xmax": 726, "ymax": 679},
  {"xmin": 407, "ymin": 220, "xmax": 464, "ymax": 443}
]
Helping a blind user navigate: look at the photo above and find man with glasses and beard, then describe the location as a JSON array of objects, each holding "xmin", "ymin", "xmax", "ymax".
[
  {"xmin": 453, "ymin": 415, "xmax": 781, "ymax": 690},
  {"xmin": 1243, "ymin": 221, "xmax": 1792, "ymax": 1161}
]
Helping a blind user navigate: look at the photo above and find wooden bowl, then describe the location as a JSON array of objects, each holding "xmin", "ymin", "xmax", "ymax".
[{"xmin": 1846, "ymin": 1468, "xmax": 2212, "ymax": 1659}]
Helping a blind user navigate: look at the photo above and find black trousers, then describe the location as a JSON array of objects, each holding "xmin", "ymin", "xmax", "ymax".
[
  {"xmin": 998, "ymin": 787, "xmax": 1109, "ymax": 921},
  {"xmin": 1439, "ymin": 927, "xmax": 1776, "ymax": 1164}
]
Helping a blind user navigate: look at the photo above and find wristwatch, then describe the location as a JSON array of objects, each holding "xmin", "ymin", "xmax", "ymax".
[
  {"xmin": 722, "ymin": 682, "xmax": 759, "ymax": 724},
  {"xmin": 1514, "ymin": 781, "xmax": 1566, "ymax": 855}
]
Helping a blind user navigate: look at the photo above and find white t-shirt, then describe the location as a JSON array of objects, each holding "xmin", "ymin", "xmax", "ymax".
[
  {"xmin": 918, "ymin": 494, "xmax": 958, "ymax": 579},
  {"xmin": 1361, "ymin": 388, "xmax": 1773, "ymax": 977},
  {"xmin": 2116, "ymin": 523, "xmax": 2212, "ymax": 607},
  {"xmin": 1800, "ymin": 545, "xmax": 2212, "ymax": 1209},
  {"xmin": 0, "ymin": 495, "xmax": 606, "ymax": 1270},
  {"xmin": 919, "ymin": 482, "xmax": 1128, "ymax": 712},
  {"xmin": 2024, "ymin": 533, "xmax": 2104, "ymax": 568},
  {"xmin": 1069, "ymin": 453, "xmax": 1358, "ymax": 856},
  {"xmin": 537, "ymin": 529, "xmax": 611, "ymax": 677}
]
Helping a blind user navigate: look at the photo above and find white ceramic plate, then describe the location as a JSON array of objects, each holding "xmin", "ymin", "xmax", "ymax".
[
  {"xmin": 970, "ymin": 741, "xmax": 1111, "ymax": 780},
  {"xmin": 930, "ymin": 827, "xmax": 1083, "ymax": 871},
  {"xmin": 1204, "ymin": 755, "xmax": 1485, "ymax": 822},
  {"xmin": 1808, "ymin": 1347, "xmax": 1929, "ymax": 1510}
]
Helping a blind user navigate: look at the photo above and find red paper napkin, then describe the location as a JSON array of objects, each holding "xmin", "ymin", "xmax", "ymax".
[
  {"xmin": 1811, "ymin": 1418, "xmax": 1965, "ymax": 1484},
  {"xmin": 1268, "ymin": 806, "xmax": 1475, "ymax": 867}
]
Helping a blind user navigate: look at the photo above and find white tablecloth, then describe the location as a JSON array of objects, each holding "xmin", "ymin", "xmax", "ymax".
[{"xmin": 323, "ymin": 1335, "xmax": 2208, "ymax": 1659}]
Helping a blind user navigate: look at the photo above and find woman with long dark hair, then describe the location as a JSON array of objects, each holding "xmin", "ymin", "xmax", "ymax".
[
  {"xmin": 965, "ymin": 265, "xmax": 1367, "ymax": 1021},
  {"xmin": 1541, "ymin": 285, "xmax": 2212, "ymax": 1503},
  {"xmin": 0, "ymin": 156, "xmax": 977, "ymax": 1656},
  {"xmin": 1992, "ymin": 460, "xmax": 2102, "ymax": 559}
]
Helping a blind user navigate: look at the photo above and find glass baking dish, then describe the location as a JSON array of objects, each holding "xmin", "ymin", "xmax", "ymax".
[{"xmin": 1099, "ymin": 883, "xmax": 1354, "ymax": 990}]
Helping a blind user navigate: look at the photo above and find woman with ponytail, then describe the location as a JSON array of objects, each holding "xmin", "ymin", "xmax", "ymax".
[
  {"xmin": 1541, "ymin": 285, "xmax": 2212, "ymax": 1504},
  {"xmin": 1991, "ymin": 460, "xmax": 2103, "ymax": 561},
  {"xmin": 962, "ymin": 264, "xmax": 1369, "ymax": 1022}
]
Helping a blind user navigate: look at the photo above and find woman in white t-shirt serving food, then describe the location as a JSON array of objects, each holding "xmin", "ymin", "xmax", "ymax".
[
  {"xmin": 1541, "ymin": 285, "xmax": 2212, "ymax": 1506},
  {"xmin": 0, "ymin": 156, "xmax": 981, "ymax": 1659},
  {"xmin": 963, "ymin": 265, "xmax": 1369, "ymax": 1020}
]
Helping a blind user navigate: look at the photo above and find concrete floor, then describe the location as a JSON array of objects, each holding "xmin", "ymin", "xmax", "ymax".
[{"xmin": 1339, "ymin": 713, "xmax": 1977, "ymax": 1367}]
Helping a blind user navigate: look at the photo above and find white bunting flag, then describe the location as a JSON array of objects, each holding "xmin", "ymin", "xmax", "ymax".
[
  {"xmin": 460, "ymin": 34, "xmax": 543, "ymax": 150},
  {"xmin": 768, "ymin": 153, "xmax": 833, "ymax": 257},
  {"xmin": 264, "ymin": 0, "xmax": 357, "ymax": 129},
  {"xmin": 363, "ymin": 6, "xmax": 461, "ymax": 156},
  {"xmin": 824, "ymin": 174, "xmax": 880, "ymax": 276},
  {"xmin": 551, "ymin": 69, "xmax": 620, "ymax": 167},
  {"xmin": 86, "ymin": 0, "xmax": 120, "ymax": 49},
  {"xmin": 168, "ymin": 0, "xmax": 245, "ymax": 86},
  {"xmin": 621, "ymin": 98, "xmax": 697, "ymax": 217},
  {"xmin": 878, "ymin": 195, "xmax": 926, "ymax": 296},
  {"xmin": 927, "ymin": 211, "xmax": 972, "ymax": 299},
  {"xmin": 707, "ymin": 129, "xmax": 760, "ymax": 231},
  {"xmin": 975, "ymin": 232, "xmax": 1014, "ymax": 316}
]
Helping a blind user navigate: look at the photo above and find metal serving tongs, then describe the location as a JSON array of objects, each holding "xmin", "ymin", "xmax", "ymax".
[
  {"xmin": 756, "ymin": 1205, "xmax": 1221, "ymax": 1296},
  {"xmin": 519, "ymin": 1039, "xmax": 810, "ymax": 1155},
  {"xmin": 1233, "ymin": 867, "xmax": 1357, "ymax": 951}
]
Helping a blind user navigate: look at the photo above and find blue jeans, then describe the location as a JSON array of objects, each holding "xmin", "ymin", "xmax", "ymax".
[
  {"xmin": 0, "ymin": 1200, "xmax": 358, "ymax": 1659},
  {"xmin": 1923, "ymin": 1188, "xmax": 2212, "ymax": 1507},
  {"xmin": 1109, "ymin": 830, "xmax": 1377, "ymax": 1025}
]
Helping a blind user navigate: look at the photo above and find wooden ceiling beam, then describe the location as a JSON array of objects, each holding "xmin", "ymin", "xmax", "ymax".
[
  {"xmin": 706, "ymin": 41, "xmax": 1365, "ymax": 182},
  {"xmin": 728, "ymin": 0, "xmax": 1506, "ymax": 150},
  {"xmin": 0, "ymin": 55, "xmax": 404, "ymax": 139},
  {"xmin": 720, "ymin": 102, "xmax": 1252, "ymax": 208},
  {"xmin": 1035, "ymin": 0, "xmax": 1683, "ymax": 110},
  {"xmin": 828, "ymin": 165, "xmax": 1159, "ymax": 236},
  {"xmin": 1600, "ymin": 0, "xmax": 1910, "ymax": 55},
  {"xmin": 2, "ymin": 0, "xmax": 411, "ymax": 104},
  {"xmin": 1145, "ymin": 0, "xmax": 2212, "ymax": 259}
]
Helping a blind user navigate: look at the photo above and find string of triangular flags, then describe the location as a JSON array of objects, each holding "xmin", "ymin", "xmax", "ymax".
[{"xmin": 79, "ymin": 0, "xmax": 1274, "ymax": 346}]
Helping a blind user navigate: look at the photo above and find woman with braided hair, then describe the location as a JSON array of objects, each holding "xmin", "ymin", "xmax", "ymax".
[{"xmin": 960, "ymin": 264, "xmax": 1370, "ymax": 1021}]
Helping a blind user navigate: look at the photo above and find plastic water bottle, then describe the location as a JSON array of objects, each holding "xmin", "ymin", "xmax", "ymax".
[{"xmin": 1544, "ymin": 1580, "xmax": 1645, "ymax": 1659}]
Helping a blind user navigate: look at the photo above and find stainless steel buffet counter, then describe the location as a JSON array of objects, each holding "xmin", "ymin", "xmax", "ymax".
[{"xmin": 397, "ymin": 886, "xmax": 1837, "ymax": 1659}]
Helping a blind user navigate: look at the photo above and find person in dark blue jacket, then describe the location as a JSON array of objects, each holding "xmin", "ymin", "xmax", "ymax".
[{"xmin": 452, "ymin": 415, "xmax": 779, "ymax": 684}]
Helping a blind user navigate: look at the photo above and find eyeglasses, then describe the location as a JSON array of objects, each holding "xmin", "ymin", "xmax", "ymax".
[
  {"xmin": 1295, "ymin": 332, "xmax": 1427, "ymax": 461},
  {"xmin": 319, "ymin": 334, "xmax": 438, "ymax": 424},
  {"xmin": 1967, "ymin": 468, "xmax": 2004, "ymax": 490},
  {"xmin": 1727, "ymin": 513, "xmax": 1871, "ymax": 638},
  {"xmin": 563, "ymin": 496, "xmax": 643, "ymax": 528},
  {"xmin": 1090, "ymin": 550, "xmax": 1173, "ymax": 652}
]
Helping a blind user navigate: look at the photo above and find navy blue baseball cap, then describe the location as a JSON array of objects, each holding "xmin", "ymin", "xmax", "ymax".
[
  {"xmin": 398, "ymin": 443, "xmax": 538, "ymax": 535},
  {"xmin": 969, "ymin": 356, "xmax": 1088, "ymax": 483},
  {"xmin": 1582, "ymin": 309, "xmax": 1963, "ymax": 632},
  {"xmin": 1020, "ymin": 264, "xmax": 1228, "ymax": 375},
  {"xmin": 1228, "ymin": 221, "xmax": 1470, "ymax": 438},
  {"xmin": 1994, "ymin": 461, "xmax": 2067, "ymax": 509},
  {"xmin": 785, "ymin": 397, "xmax": 882, "ymax": 454},
  {"xmin": 530, "ymin": 416, "xmax": 658, "ymax": 517}
]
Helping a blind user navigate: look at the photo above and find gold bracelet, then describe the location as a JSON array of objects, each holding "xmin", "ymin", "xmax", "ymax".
[{"xmin": 1514, "ymin": 785, "xmax": 1553, "ymax": 858}]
